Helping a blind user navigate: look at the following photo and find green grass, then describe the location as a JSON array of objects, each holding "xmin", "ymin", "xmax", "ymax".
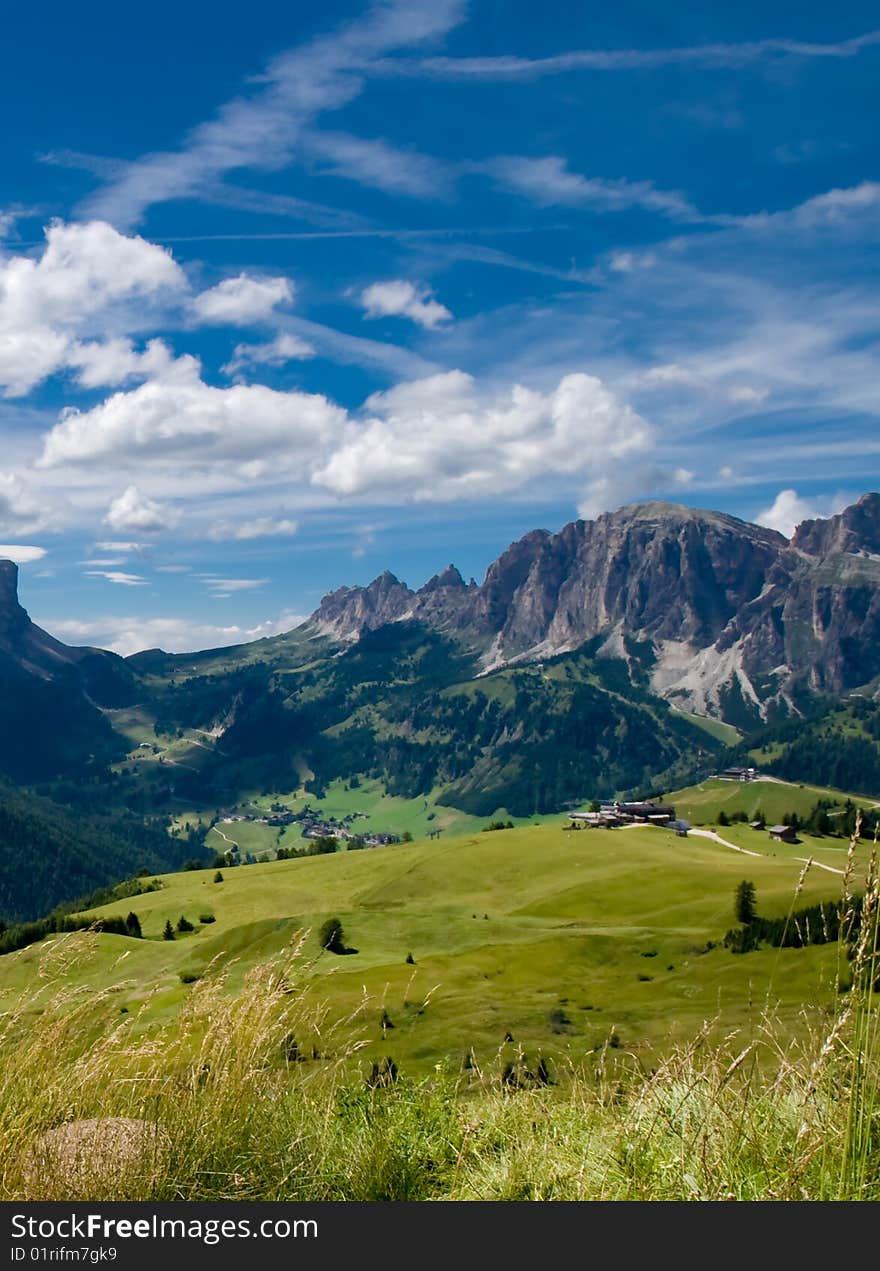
[
  {"xmin": 669, "ymin": 776, "xmax": 876, "ymax": 826},
  {"xmin": 672, "ymin": 709, "xmax": 742, "ymax": 746},
  {"xmin": 0, "ymin": 816, "xmax": 877, "ymax": 1200},
  {"xmin": 0, "ymin": 819, "xmax": 867, "ymax": 1075}
]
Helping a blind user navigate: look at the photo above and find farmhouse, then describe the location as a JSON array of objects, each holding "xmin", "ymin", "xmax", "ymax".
[
  {"xmin": 568, "ymin": 801, "xmax": 676, "ymax": 829},
  {"xmin": 719, "ymin": 766, "xmax": 760, "ymax": 782},
  {"xmin": 768, "ymin": 824, "xmax": 799, "ymax": 844}
]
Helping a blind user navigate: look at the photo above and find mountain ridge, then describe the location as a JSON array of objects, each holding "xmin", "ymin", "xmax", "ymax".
[{"xmin": 309, "ymin": 494, "xmax": 880, "ymax": 724}]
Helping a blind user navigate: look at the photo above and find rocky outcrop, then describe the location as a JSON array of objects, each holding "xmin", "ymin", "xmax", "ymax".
[{"xmin": 0, "ymin": 558, "xmax": 137, "ymax": 778}]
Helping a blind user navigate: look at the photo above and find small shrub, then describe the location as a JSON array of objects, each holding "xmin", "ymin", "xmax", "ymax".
[
  {"xmin": 176, "ymin": 916, "xmax": 194, "ymax": 933},
  {"xmin": 549, "ymin": 1007, "xmax": 573, "ymax": 1034},
  {"xmin": 213, "ymin": 871, "xmax": 224, "ymax": 884},
  {"xmin": 319, "ymin": 916, "xmax": 346, "ymax": 953},
  {"xmin": 179, "ymin": 972, "xmax": 200, "ymax": 985},
  {"xmin": 199, "ymin": 914, "xmax": 215, "ymax": 925}
]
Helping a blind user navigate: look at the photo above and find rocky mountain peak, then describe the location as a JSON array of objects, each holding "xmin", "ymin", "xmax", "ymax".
[
  {"xmin": 312, "ymin": 570, "xmax": 416, "ymax": 638},
  {"xmin": 418, "ymin": 564, "xmax": 468, "ymax": 595},
  {"xmin": 0, "ymin": 559, "xmax": 29, "ymax": 646},
  {"xmin": 792, "ymin": 492, "xmax": 880, "ymax": 557}
]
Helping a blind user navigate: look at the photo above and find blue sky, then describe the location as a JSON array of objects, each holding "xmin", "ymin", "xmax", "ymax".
[{"xmin": 0, "ymin": 0, "xmax": 878, "ymax": 653}]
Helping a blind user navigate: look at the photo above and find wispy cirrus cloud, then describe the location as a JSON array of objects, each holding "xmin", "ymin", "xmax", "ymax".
[
  {"xmin": 379, "ymin": 28, "xmax": 880, "ymax": 80},
  {"xmin": 301, "ymin": 130, "xmax": 454, "ymax": 198},
  {"xmin": 481, "ymin": 156, "xmax": 702, "ymax": 221},
  {"xmin": 76, "ymin": 0, "xmax": 467, "ymax": 228},
  {"xmin": 85, "ymin": 569, "xmax": 147, "ymax": 586}
]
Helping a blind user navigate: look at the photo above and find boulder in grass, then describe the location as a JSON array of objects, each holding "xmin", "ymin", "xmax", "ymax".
[{"xmin": 23, "ymin": 1117, "xmax": 169, "ymax": 1198}]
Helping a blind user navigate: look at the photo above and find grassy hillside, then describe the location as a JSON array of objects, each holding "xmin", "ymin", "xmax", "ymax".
[
  {"xmin": 668, "ymin": 775, "xmax": 878, "ymax": 827},
  {"xmin": 1, "ymin": 818, "xmax": 866, "ymax": 1076},
  {"xmin": 114, "ymin": 625, "xmax": 723, "ymax": 821}
]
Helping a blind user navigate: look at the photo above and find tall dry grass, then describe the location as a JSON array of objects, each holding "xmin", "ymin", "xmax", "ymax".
[{"xmin": 0, "ymin": 836, "xmax": 877, "ymax": 1201}]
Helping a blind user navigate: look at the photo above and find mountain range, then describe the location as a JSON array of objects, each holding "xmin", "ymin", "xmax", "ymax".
[
  {"xmin": 2, "ymin": 492, "xmax": 880, "ymax": 918},
  {"xmin": 310, "ymin": 493, "xmax": 880, "ymax": 726}
]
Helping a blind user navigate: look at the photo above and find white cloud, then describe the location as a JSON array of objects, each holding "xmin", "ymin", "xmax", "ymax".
[
  {"xmin": 38, "ymin": 611, "xmax": 307, "ymax": 657},
  {"xmin": 206, "ymin": 517, "xmax": 298, "ymax": 541},
  {"xmin": 0, "ymin": 220, "xmax": 185, "ymax": 396},
  {"xmin": 313, "ymin": 369, "xmax": 652, "ymax": 501},
  {"xmin": 360, "ymin": 279, "xmax": 452, "ymax": 329},
  {"xmin": 105, "ymin": 485, "xmax": 180, "ymax": 534},
  {"xmin": 399, "ymin": 29, "xmax": 880, "ymax": 79},
  {"xmin": 77, "ymin": 1, "xmax": 466, "ymax": 227},
  {"xmin": 484, "ymin": 156, "xmax": 700, "ymax": 221},
  {"xmin": 222, "ymin": 332, "xmax": 315, "ymax": 377},
  {"xmin": 65, "ymin": 337, "xmax": 176, "ymax": 389},
  {"xmin": 196, "ymin": 575, "xmax": 269, "ymax": 599},
  {"xmin": 85, "ymin": 570, "xmax": 147, "ymax": 586},
  {"xmin": 635, "ymin": 363, "xmax": 768, "ymax": 405},
  {"xmin": 0, "ymin": 544, "xmax": 46, "ymax": 564},
  {"xmin": 742, "ymin": 182, "xmax": 880, "ymax": 232},
  {"xmin": 0, "ymin": 471, "xmax": 49, "ymax": 535},
  {"xmin": 37, "ymin": 356, "xmax": 347, "ymax": 474},
  {"xmin": 302, "ymin": 130, "xmax": 453, "ymax": 198},
  {"xmin": 756, "ymin": 488, "xmax": 849, "ymax": 538},
  {"xmin": 608, "ymin": 250, "xmax": 656, "ymax": 273},
  {"xmin": 192, "ymin": 273, "xmax": 294, "ymax": 325}
]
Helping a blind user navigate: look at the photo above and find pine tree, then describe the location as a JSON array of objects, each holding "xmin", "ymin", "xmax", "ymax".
[
  {"xmin": 124, "ymin": 911, "xmax": 142, "ymax": 939},
  {"xmin": 735, "ymin": 880, "xmax": 757, "ymax": 925},
  {"xmin": 162, "ymin": 919, "xmax": 175, "ymax": 941}
]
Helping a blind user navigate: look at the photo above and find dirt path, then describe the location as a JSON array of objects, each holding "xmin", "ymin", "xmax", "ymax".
[
  {"xmin": 687, "ymin": 827, "xmax": 764, "ymax": 858},
  {"xmin": 688, "ymin": 826, "xmax": 844, "ymax": 876},
  {"xmin": 210, "ymin": 826, "xmax": 239, "ymax": 848}
]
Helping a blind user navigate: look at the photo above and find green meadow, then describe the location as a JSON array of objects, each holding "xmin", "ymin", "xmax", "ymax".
[
  {"xmin": 671, "ymin": 775, "xmax": 876, "ymax": 826},
  {"xmin": 1, "ymin": 811, "xmax": 866, "ymax": 1075}
]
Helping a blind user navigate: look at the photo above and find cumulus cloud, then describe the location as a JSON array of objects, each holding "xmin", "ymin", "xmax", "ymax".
[
  {"xmin": 66, "ymin": 337, "xmax": 176, "ymax": 389},
  {"xmin": 222, "ymin": 332, "xmax": 315, "ymax": 377},
  {"xmin": 38, "ymin": 611, "xmax": 306, "ymax": 657},
  {"xmin": 360, "ymin": 279, "xmax": 452, "ymax": 329},
  {"xmin": 0, "ymin": 544, "xmax": 47, "ymax": 564},
  {"xmin": 756, "ymin": 488, "xmax": 850, "ymax": 538},
  {"xmin": 0, "ymin": 220, "xmax": 185, "ymax": 396},
  {"xmin": 206, "ymin": 516, "xmax": 298, "ymax": 540},
  {"xmin": 37, "ymin": 356, "xmax": 347, "ymax": 474},
  {"xmin": 105, "ymin": 485, "xmax": 180, "ymax": 534},
  {"xmin": 191, "ymin": 273, "xmax": 294, "ymax": 325},
  {"xmin": 313, "ymin": 369, "xmax": 652, "ymax": 501}
]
